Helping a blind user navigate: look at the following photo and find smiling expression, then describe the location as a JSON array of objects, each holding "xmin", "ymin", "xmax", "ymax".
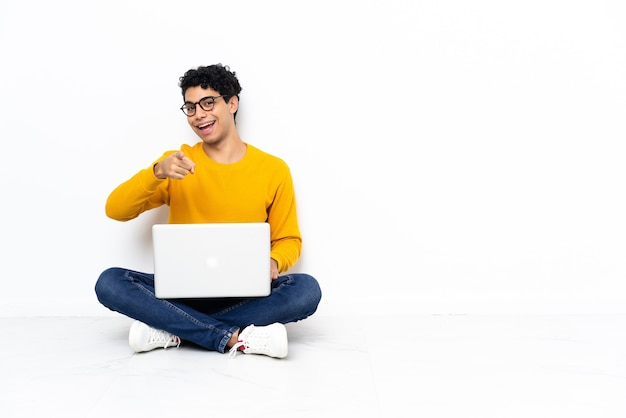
[{"xmin": 184, "ymin": 86, "xmax": 238, "ymax": 146}]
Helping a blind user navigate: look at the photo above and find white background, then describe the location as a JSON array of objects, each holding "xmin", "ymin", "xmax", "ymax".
[{"xmin": 1, "ymin": 0, "xmax": 624, "ymax": 317}]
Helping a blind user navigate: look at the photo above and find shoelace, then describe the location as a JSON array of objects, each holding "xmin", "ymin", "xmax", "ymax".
[
  {"xmin": 228, "ymin": 341, "xmax": 245, "ymax": 358},
  {"xmin": 149, "ymin": 328, "xmax": 181, "ymax": 350}
]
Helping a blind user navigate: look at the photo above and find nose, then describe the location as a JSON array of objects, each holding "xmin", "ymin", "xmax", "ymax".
[{"xmin": 193, "ymin": 106, "xmax": 209, "ymax": 119}]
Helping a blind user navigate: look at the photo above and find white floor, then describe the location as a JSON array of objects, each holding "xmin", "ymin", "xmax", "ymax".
[{"xmin": 3, "ymin": 314, "xmax": 626, "ymax": 417}]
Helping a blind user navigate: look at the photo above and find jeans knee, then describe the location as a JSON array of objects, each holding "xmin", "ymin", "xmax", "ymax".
[
  {"xmin": 94, "ymin": 267, "xmax": 124, "ymax": 305},
  {"xmin": 295, "ymin": 273, "xmax": 322, "ymax": 315}
]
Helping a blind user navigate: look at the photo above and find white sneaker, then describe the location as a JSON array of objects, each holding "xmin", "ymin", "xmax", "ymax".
[
  {"xmin": 228, "ymin": 323, "xmax": 288, "ymax": 359},
  {"xmin": 128, "ymin": 321, "xmax": 181, "ymax": 353}
]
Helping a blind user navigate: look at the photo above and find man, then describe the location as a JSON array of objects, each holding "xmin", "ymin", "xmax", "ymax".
[{"xmin": 95, "ymin": 64, "xmax": 322, "ymax": 359}]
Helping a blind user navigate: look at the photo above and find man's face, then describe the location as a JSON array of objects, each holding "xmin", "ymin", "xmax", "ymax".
[{"xmin": 183, "ymin": 86, "xmax": 238, "ymax": 145}]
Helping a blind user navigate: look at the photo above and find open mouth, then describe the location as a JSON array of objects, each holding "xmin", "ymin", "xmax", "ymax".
[{"xmin": 198, "ymin": 120, "xmax": 215, "ymax": 132}]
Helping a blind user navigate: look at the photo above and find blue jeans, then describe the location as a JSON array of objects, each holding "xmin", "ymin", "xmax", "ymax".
[{"xmin": 95, "ymin": 267, "xmax": 322, "ymax": 353}]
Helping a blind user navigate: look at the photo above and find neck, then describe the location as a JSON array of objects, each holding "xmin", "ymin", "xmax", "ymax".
[{"xmin": 202, "ymin": 137, "xmax": 247, "ymax": 164}]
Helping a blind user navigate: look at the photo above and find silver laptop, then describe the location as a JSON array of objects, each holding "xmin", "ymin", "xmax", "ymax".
[{"xmin": 152, "ymin": 222, "xmax": 271, "ymax": 299}]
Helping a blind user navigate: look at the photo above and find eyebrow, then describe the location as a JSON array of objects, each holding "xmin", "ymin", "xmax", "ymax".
[{"xmin": 183, "ymin": 96, "xmax": 218, "ymax": 105}]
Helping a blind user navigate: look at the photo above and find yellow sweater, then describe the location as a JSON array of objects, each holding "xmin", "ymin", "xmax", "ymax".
[{"xmin": 105, "ymin": 143, "xmax": 302, "ymax": 273}]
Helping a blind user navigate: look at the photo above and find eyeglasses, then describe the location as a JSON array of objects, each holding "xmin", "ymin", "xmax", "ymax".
[{"xmin": 180, "ymin": 95, "xmax": 224, "ymax": 116}]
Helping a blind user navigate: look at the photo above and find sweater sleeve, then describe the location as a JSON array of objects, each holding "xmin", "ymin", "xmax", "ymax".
[
  {"xmin": 267, "ymin": 164, "xmax": 302, "ymax": 273},
  {"xmin": 105, "ymin": 160, "xmax": 171, "ymax": 222}
]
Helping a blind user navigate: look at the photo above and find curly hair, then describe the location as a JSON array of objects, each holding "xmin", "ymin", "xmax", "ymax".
[
  {"xmin": 179, "ymin": 64, "xmax": 242, "ymax": 100},
  {"xmin": 179, "ymin": 64, "xmax": 243, "ymax": 120}
]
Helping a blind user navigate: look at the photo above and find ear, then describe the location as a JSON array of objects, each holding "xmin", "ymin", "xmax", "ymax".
[{"xmin": 228, "ymin": 96, "xmax": 239, "ymax": 116}]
